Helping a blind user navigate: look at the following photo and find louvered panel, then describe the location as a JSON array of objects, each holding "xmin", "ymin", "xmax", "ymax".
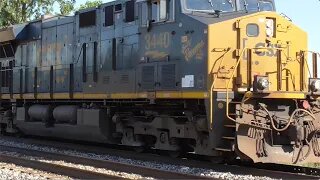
[
  {"xmin": 141, "ymin": 66, "xmax": 155, "ymax": 90},
  {"xmin": 120, "ymin": 74, "xmax": 129, "ymax": 84},
  {"xmin": 161, "ymin": 64, "xmax": 176, "ymax": 89},
  {"xmin": 103, "ymin": 76, "xmax": 110, "ymax": 84}
]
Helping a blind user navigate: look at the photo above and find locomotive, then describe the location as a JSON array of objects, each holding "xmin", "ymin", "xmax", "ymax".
[{"xmin": 0, "ymin": 0, "xmax": 319, "ymax": 165}]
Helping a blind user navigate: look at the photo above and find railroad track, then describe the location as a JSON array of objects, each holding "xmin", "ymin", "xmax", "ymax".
[
  {"xmin": 0, "ymin": 145, "xmax": 208, "ymax": 179},
  {"xmin": 0, "ymin": 136, "xmax": 319, "ymax": 179},
  {"xmin": 0, "ymin": 153, "xmax": 118, "ymax": 179}
]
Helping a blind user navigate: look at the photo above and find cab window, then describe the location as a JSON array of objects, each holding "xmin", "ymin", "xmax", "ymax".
[
  {"xmin": 220, "ymin": 0, "xmax": 236, "ymax": 12},
  {"xmin": 183, "ymin": 0, "xmax": 235, "ymax": 13},
  {"xmin": 259, "ymin": 1, "xmax": 274, "ymax": 11},
  {"xmin": 151, "ymin": 0, "xmax": 168, "ymax": 22},
  {"xmin": 140, "ymin": 0, "xmax": 174, "ymax": 26},
  {"xmin": 240, "ymin": 0, "xmax": 259, "ymax": 12},
  {"xmin": 140, "ymin": 2, "xmax": 148, "ymax": 26},
  {"xmin": 239, "ymin": 0, "xmax": 274, "ymax": 12}
]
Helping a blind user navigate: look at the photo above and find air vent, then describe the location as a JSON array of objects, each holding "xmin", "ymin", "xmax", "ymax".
[
  {"xmin": 141, "ymin": 66, "xmax": 154, "ymax": 90},
  {"xmin": 103, "ymin": 76, "xmax": 110, "ymax": 84},
  {"xmin": 121, "ymin": 75, "xmax": 129, "ymax": 84},
  {"xmin": 161, "ymin": 64, "xmax": 176, "ymax": 89}
]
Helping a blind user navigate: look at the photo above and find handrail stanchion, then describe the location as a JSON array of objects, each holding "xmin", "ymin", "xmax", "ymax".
[
  {"xmin": 313, "ymin": 53, "xmax": 318, "ymax": 78},
  {"xmin": 277, "ymin": 49, "xmax": 282, "ymax": 91}
]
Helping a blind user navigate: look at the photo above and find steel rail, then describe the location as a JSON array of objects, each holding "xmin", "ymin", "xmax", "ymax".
[
  {"xmin": 0, "ymin": 136, "xmax": 319, "ymax": 179},
  {"xmin": 0, "ymin": 145, "xmax": 209, "ymax": 179},
  {"xmin": 0, "ymin": 153, "xmax": 120, "ymax": 179}
]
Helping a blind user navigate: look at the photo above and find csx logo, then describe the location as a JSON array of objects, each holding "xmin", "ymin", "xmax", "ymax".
[{"xmin": 255, "ymin": 42, "xmax": 279, "ymax": 57}]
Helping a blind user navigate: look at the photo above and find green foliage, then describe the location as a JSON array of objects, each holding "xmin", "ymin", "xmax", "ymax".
[
  {"xmin": 59, "ymin": 0, "xmax": 76, "ymax": 15},
  {"xmin": 0, "ymin": 0, "xmax": 76, "ymax": 27},
  {"xmin": 0, "ymin": 0, "xmax": 104, "ymax": 27},
  {"xmin": 78, "ymin": 0, "xmax": 103, "ymax": 10}
]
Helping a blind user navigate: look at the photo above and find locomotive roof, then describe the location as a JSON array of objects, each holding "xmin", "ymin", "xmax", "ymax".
[{"xmin": 0, "ymin": 23, "xmax": 28, "ymax": 43}]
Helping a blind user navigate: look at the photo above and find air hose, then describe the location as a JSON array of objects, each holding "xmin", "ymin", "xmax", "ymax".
[
  {"xmin": 259, "ymin": 104, "xmax": 318, "ymax": 163},
  {"xmin": 259, "ymin": 104, "xmax": 315, "ymax": 132}
]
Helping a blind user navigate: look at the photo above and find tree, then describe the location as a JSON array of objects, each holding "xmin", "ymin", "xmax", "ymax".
[
  {"xmin": 0, "ymin": 0, "xmax": 76, "ymax": 27},
  {"xmin": 78, "ymin": 0, "xmax": 103, "ymax": 10},
  {"xmin": 0, "ymin": 0, "xmax": 104, "ymax": 27}
]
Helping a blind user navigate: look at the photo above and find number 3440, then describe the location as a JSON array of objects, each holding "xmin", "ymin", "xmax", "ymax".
[{"xmin": 145, "ymin": 32, "xmax": 171, "ymax": 50}]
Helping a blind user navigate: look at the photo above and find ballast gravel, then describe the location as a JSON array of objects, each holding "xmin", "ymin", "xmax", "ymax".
[
  {"xmin": 0, "ymin": 139, "xmax": 277, "ymax": 180},
  {"xmin": 0, "ymin": 162, "xmax": 70, "ymax": 180},
  {"xmin": 0, "ymin": 150, "xmax": 152, "ymax": 180}
]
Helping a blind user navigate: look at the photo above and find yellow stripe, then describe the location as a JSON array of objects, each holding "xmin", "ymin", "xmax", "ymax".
[
  {"xmin": 247, "ymin": 92, "xmax": 306, "ymax": 99},
  {"xmin": 1, "ymin": 91, "xmax": 304, "ymax": 100},
  {"xmin": 2, "ymin": 94, "xmax": 10, "ymax": 99},
  {"xmin": 156, "ymin": 91, "xmax": 209, "ymax": 99},
  {"xmin": 1, "ymin": 91, "xmax": 209, "ymax": 100}
]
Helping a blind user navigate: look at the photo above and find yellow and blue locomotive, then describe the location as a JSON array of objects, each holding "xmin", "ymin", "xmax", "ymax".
[{"xmin": 0, "ymin": 0, "xmax": 318, "ymax": 165}]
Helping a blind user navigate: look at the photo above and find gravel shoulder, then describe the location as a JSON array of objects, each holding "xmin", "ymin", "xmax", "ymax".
[
  {"xmin": 0, "ymin": 162, "xmax": 70, "ymax": 180},
  {"xmin": 0, "ymin": 138, "xmax": 275, "ymax": 180},
  {"xmin": 0, "ymin": 137, "xmax": 317, "ymax": 180}
]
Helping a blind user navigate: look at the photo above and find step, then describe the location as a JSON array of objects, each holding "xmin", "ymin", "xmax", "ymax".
[
  {"xmin": 224, "ymin": 125, "xmax": 236, "ymax": 128},
  {"xmin": 222, "ymin": 136, "xmax": 235, "ymax": 140},
  {"xmin": 229, "ymin": 102, "xmax": 242, "ymax": 104},
  {"xmin": 228, "ymin": 113, "xmax": 238, "ymax": 116},
  {"xmin": 214, "ymin": 148, "xmax": 233, "ymax": 152}
]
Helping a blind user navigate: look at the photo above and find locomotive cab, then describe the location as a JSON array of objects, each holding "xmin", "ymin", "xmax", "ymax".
[{"xmin": 131, "ymin": 0, "xmax": 319, "ymax": 164}]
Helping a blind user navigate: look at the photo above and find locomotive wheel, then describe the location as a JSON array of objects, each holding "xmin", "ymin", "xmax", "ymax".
[
  {"xmin": 133, "ymin": 146, "xmax": 146, "ymax": 153},
  {"xmin": 167, "ymin": 151, "xmax": 181, "ymax": 158},
  {"xmin": 209, "ymin": 157, "xmax": 226, "ymax": 164}
]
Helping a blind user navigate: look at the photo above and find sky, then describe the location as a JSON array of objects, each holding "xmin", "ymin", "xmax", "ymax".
[{"xmin": 75, "ymin": 0, "xmax": 320, "ymax": 52}]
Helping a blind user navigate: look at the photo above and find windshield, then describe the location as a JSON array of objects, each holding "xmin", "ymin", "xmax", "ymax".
[
  {"xmin": 182, "ymin": 0, "xmax": 274, "ymax": 13},
  {"xmin": 183, "ymin": 0, "xmax": 236, "ymax": 12},
  {"xmin": 239, "ymin": 0, "xmax": 274, "ymax": 12},
  {"xmin": 259, "ymin": 1, "xmax": 274, "ymax": 11}
]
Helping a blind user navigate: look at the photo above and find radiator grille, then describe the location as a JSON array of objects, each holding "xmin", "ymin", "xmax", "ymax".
[
  {"xmin": 141, "ymin": 66, "xmax": 154, "ymax": 90},
  {"xmin": 103, "ymin": 76, "xmax": 110, "ymax": 84},
  {"xmin": 120, "ymin": 75, "xmax": 129, "ymax": 84},
  {"xmin": 161, "ymin": 64, "xmax": 176, "ymax": 89}
]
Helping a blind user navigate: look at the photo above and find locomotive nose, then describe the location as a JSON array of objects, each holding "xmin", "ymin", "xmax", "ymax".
[{"xmin": 208, "ymin": 12, "xmax": 308, "ymax": 92}]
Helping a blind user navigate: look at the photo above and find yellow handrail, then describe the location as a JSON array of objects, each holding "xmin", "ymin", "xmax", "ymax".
[
  {"xmin": 225, "ymin": 47, "xmax": 285, "ymax": 123},
  {"xmin": 209, "ymin": 48, "xmax": 232, "ymax": 129},
  {"xmin": 304, "ymin": 51, "xmax": 319, "ymax": 78}
]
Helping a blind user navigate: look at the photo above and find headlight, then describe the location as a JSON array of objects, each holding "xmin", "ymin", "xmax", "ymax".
[
  {"xmin": 254, "ymin": 76, "xmax": 270, "ymax": 92},
  {"xmin": 257, "ymin": 78, "xmax": 269, "ymax": 90},
  {"xmin": 310, "ymin": 79, "xmax": 320, "ymax": 92},
  {"xmin": 265, "ymin": 18, "xmax": 274, "ymax": 37}
]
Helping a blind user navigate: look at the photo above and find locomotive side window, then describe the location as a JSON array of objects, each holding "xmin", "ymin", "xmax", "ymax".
[
  {"xmin": 79, "ymin": 10, "xmax": 96, "ymax": 28},
  {"xmin": 247, "ymin": 24, "xmax": 259, "ymax": 37},
  {"xmin": 159, "ymin": 0, "xmax": 167, "ymax": 20},
  {"xmin": 151, "ymin": 0, "xmax": 168, "ymax": 22},
  {"xmin": 115, "ymin": 4, "xmax": 122, "ymax": 12},
  {"xmin": 140, "ymin": 2, "xmax": 148, "ymax": 26},
  {"xmin": 0, "ymin": 44, "xmax": 14, "ymax": 58},
  {"xmin": 0, "ymin": 45, "xmax": 5, "ymax": 58},
  {"xmin": 105, "ymin": 6, "xmax": 114, "ymax": 26},
  {"xmin": 3, "ymin": 44, "xmax": 14, "ymax": 57},
  {"xmin": 139, "ymin": 0, "xmax": 173, "ymax": 26},
  {"xmin": 125, "ymin": 0, "xmax": 135, "ymax": 22}
]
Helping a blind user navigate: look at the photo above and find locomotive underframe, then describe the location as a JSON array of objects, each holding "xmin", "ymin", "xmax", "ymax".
[
  {"xmin": 0, "ymin": 98, "xmax": 227, "ymax": 157},
  {"xmin": 1, "ymin": 92, "xmax": 319, "ymax": 165},
  {"xmin": 235, "ymin": 98, "xmax": 320, "ymax": 164}
]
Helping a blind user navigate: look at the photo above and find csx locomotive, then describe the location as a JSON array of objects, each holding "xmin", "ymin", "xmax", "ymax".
[{"xmin": 0, "ymin": 0, "xmax": 319, "ymax": 165}]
